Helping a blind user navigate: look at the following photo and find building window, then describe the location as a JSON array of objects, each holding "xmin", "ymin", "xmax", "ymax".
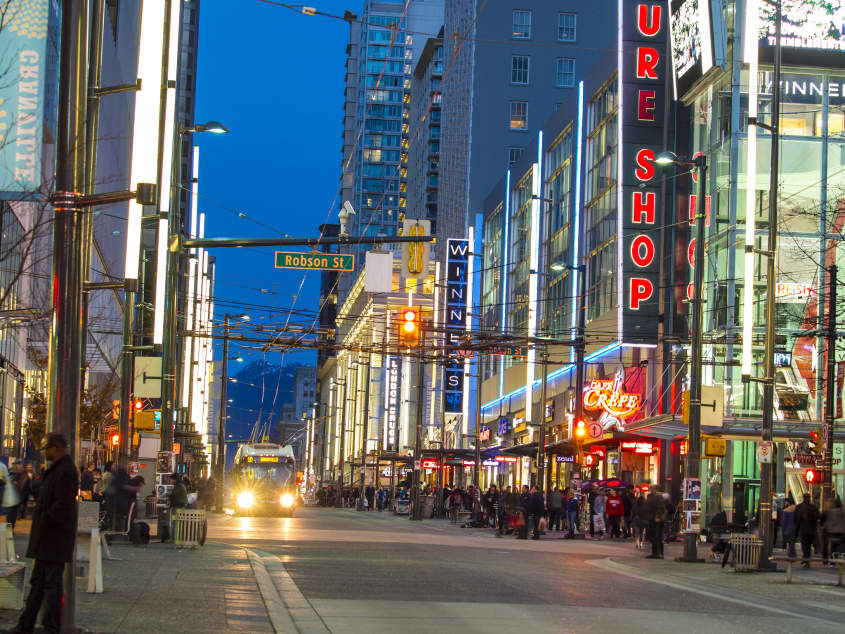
[
  {"xmin": 556, "ymin": 58, "xmax": 575, "ymax": 88},
  {"xmin": 512, "ymin": 10, "xmax": 531, "ymax": 39},
  {"xmin": 509, "ymin": 101, "xmax": 527, "ymax": 129},
  {"xmin": 558, "ymin": 12, "xmax": 576, "ymax": 41},
  {"xmin": 553, "ymin": 103, "xmax": 562, "ymax": 112},
  {"xmin": 511, "ymin": 55, "xmax": 530, "ymax": 85},
  {"xmin": 507, "ymin": 147, "xmax": 524, "ymax": 166}
]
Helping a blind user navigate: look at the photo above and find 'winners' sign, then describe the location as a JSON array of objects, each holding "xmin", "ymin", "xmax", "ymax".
[
  {"xmin": 620, "ymin": 1, "xmax": 666, "ymax": 342},
  {"xmin": 443, "ymin": 239, "xmax": 469, "ymax": 414}
]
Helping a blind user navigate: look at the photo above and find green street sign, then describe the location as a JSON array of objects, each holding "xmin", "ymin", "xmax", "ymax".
[
  {"xmin": 486, "ymin": 345, "xmax": 528, "ymax": 357},
  {"xmin": 275, "ymin": 251, "xmax": 354, "ymax": 271}
]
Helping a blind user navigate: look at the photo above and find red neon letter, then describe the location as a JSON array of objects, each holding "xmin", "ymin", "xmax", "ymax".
[
  {"xmin": 631, "ymin": 235, "xmax": 655, "ymax": 268},
  {"xmin": 638, "ymin": 89, "xmax": 656, "ymax": 121},
  {"xmin": 634, "ymin": 148, "xmax": 655, "ymax": 181},
  {"xmin": 629, "ymin": 278, "xmax": 654, "ymax": 309},
  {"xmin": 637, "ymin": 3, "xmax": 662, "ymax": 36},
  {"xmin": 688, "ymin": 239, "xmax": 695, "ymax": 267},
  {"xmin": 636, "ymin": 47, "xmax": 659, "ymax": 79},
  {"xmin": 632, "ymin": 191, "xmax": 655, "ymax": 224}
]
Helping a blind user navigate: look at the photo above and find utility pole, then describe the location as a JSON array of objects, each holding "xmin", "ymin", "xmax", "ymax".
[
  {"xmin": 357, "ymin": 354, "xmax": 372, "ymax": 511},
  {"xmin": 537, "ymin": 347, "xmax": 548, "ymax": 490},
  {"xmin": 756, "ymin": 0, "xmax": 782, "ymax": 568},
  {"xmin": 215, "ymin": 315, "xmax": 231, "ymax": 510},
  {"xmin": 50, "ymin": 1, "xmax": 89, "ymax": 629},
  {"xmin": 822, "ymin": 265, "xmax": 836, "ymax": 507},
  {"xmin": 411, "ymin": 330, "xmax": 425, "ymax": 521}
]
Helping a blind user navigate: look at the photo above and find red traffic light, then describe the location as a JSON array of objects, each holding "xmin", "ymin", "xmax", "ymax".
[
  {"xmin": 805, "ymin": 468, "xmax": 822, "ymax": 484},
  {"xmin": 134, "ymin": 399, "xmax": 144, "ymax": 411},
  {"xmin": 111, "ymin": 433, "xmax": 119, "ymax": 447},
  {"xmin": 398, "ymin": 308, "xmax": 420, "ymax": 345}
]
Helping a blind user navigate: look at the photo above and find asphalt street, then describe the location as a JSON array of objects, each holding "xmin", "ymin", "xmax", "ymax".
[{"xmin": 210, "ymin": 507, "xmax": 845, "ymax": 633}]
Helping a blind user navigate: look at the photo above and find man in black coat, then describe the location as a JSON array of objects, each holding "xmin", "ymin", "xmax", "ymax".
[
  {"xmin": 12, "ymin": 433, "xmax": 78, "ymax": 634},
  {"xmin": 794, "ymin": 493, "xmax": 820, "ymax": 567},
  {"xmin": 528, "ymin": 486, "xmax": 545, "ymax": 540}
]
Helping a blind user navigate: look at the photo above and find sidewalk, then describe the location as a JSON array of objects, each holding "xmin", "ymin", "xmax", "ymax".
[{"xmin": 0, "ymin": 521, "xmax": 273, "ymax": 633}]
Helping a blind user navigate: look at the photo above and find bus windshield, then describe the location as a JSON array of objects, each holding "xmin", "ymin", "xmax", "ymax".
[{"xmin": 236, "ymin": 462, "xmax": 294, "ymax": 488}]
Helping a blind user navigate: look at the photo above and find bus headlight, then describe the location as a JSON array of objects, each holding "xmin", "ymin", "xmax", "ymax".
[
  {"xmin": 237, "ymin": 492, "xmax": 254, "ymax": 508},
  {"xmin": 280, "ymin": 493, "xmax": 294, "ymax": 508}
]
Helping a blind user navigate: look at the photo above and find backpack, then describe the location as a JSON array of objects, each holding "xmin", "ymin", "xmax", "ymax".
[{"xmin": 131, "ymin": 521, "xmax": 150, "ymax": 545}]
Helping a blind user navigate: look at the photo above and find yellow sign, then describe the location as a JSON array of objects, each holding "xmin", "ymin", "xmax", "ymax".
[
  {"xmin": 134, "ymin": 410, "xmax": 158, "ymax": 431},
  {"xmin": 704, "ymin": 438, "xmax": 726, "ymax": 457}
]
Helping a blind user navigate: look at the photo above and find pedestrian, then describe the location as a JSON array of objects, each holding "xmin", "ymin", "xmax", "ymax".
[
  {"xmin": 820, "ymin": 497, "xmax": 845, "ymax": 565},
  {"xmin": 517, "ymin": 485, "xmax": 530, "ymax": 539},
  {"xmin": 528, "ymin": 486, "xmax": 544, "ymax": 540},
  {"xmin": 17, "ymin": 464, "xmax": 33, "ymax": 520},
  {"xmin": 79, "ymin": 462, "xmax": 96, "ymax": 499},
  {"xmin": 592, "ymin": 489, "xmax": 607, "ymax": 540},
  {"xmin": 621, "ymin": 488, "xmax": 634, "ymax": 538},
  {"xmin": 10, "ymin": 433, "xmax": 78, "ymax": 634},
  {"xmin": 631, "ymin": 494, "xmax": 646, "ymax": 549},
  {"xmin": 3, "ymin": 462, "xmax": 24, "ymax": 531},
  {"xmin": 365, "ymin": 484, "xmax": 375, "ymax": 512},
  {"xmin": 449, "ymin": 487, "xmax": 462, "ymax": 524},
  {"xmin": 566, "ymin": 491, "xmax": 580, "ymax": 538},
  {"xmin": 645, "ymin": 485, "xmax": 667, "ymax": 559},
  {"xmin": 547, "ymin": 487, "xmax": 563, "ymax": 532},
  {"xmin": 496, "ymin": 486, "xmax": 512, "ymax": 536},
  {"xmin": 780, "ymin": 494, "xmax": 797, "ymax": 557},
  {"xmin": 606, "ymin": 489, "xmax": 625, "ymax": 539},
  {"xmin": 794, "ymin": 493, "xmax": 820, "ymax": 567}
]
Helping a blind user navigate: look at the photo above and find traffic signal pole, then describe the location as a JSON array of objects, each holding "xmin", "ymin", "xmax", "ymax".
[
  {"xmin": 822, "ymin": 265, "xmax": 836, "ymax": 507},
  {"xmin": 411, "ymin": 328, "xmax": 425, "ymax": 521}
]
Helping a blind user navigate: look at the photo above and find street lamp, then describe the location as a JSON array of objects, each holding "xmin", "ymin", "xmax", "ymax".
[
  {"xmin": 161, "ymin": 120, "xmax": 229, "ymax": 453},
  {"xmin": 656, "ymin": 150, "xmax": 707, "ymax": 564},
  {"xmin": 215, "ymin": 312, "xmax": 250, "ymax": 510}
]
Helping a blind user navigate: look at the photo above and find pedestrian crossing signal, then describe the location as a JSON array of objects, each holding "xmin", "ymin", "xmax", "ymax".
[
  {"xmin": 804, "ymin": 468, "xmax": 822, "ymax": 484},
  {"xmin": 111, "ymin": 433, "xmax": 119, "ymax": 447}
]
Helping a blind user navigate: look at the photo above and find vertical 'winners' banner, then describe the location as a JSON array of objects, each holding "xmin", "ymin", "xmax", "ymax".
[
  {"xmin": 443, "ymin": 239, "xmax": 469, "ymax": 414},
  {"xmin": 0, "ymin": 0, "xmax": 50, "ymax": 198},
  {"xmin": 620, "ymin": 0, "xmax": 667, "ymax": 342}
]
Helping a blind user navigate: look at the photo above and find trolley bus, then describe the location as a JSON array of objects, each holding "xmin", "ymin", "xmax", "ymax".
[{"xmin": 231, "ymin": 443, "xmax": 298, "ymax": 516}]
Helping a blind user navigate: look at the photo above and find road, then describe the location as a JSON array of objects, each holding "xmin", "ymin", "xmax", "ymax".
[{"xmin": 208, "ymin": 507, "xmax": 845, "ymax": 633}]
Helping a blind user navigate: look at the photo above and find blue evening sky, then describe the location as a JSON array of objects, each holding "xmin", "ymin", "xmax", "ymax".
[{"xmin": 195, "ymin": 1, "xmax": 353, "ymax": 369}]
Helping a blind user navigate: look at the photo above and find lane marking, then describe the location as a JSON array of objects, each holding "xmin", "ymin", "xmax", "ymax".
[{"xmin": 588, "ymin": 557, "xmax": 844, "ymax": 626}]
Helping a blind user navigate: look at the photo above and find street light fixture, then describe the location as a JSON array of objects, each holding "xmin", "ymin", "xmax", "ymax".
[
  {"xmin": 656, "ymin": 149, "xmax": 707, "ymax": 564},
  {"xmin": 185, "ymin": 120, "xmax": 229, "ymax": 134}
]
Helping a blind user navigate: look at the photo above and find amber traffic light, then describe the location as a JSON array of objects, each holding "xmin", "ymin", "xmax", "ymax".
[
  {"xmin": 399, "ymin": 308, "xmax": 420, "ymax": 346},
  {"xmin": 575, "ymin": 419, "xmax": 586, "ymax": 438}
]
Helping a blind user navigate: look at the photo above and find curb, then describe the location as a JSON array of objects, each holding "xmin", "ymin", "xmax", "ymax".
[{"xmin": 247, "ymin": 549, "xmax": 298, "ymax": 633}]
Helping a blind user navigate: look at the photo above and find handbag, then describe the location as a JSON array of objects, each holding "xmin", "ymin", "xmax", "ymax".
[{"xmin": 593, "ymin": 513, "xmax": 606, "ymax": 532}]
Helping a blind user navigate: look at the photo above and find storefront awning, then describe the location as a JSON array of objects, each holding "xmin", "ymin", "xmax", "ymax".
[
  {"xmin": 544, "ymin": 440, "xmax": 577, "ymax": 455},
  {"xmin": 622, "ymin": 413, "xmax": 845, "ymax": 442},
  {"xmin": 500, "ymin": 442, "xmax": 538, "ymax": 457}
]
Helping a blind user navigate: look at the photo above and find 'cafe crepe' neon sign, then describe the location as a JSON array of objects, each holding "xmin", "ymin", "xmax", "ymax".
[{"xmin": 583, "ymin": 380, "xmax": 641, "ymax": 420}]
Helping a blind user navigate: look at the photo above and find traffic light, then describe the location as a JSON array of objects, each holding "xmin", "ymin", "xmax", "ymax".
[
  {"xmin": 134, "ymin": 399, "xmax": 144, "ymax": 412},
  {"xmin": 809, "ymin": 428, "xmax": 823, "ymax": 454},
  {"xmin": 574, "ymin": 419, "xmax": 586, "ymax": 439},
  {"xmin": 805, "ymin": 468, "xmax": 823, "ymax": 484},
  {"xmin": 110, "ymin": 433, "xmax": 119, "ymax": 447},
  {"xmin": 399, "ymin": 308, "xmax": 420, "ymax": 346}
]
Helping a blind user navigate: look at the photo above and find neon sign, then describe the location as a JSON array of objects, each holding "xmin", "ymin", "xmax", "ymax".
[
  {"xmin": 482, "ymin": 459, "xmax": 498, "ymax": 467},
  {"xmin": 583, "ymin": 454, "xmax": 598, "ymax": 467},
  {"xmin": 495, "ymin": 455, "xmax": 518, "ymax": 464},
  {"xmin": 583, "ymin": 380, "xmax": 641, "ymax": 419},
  {"xmin": 420, "ymin": 458, "xmax": 439, "ymax": 470},
  {"xmin": 621, "ymin": 440, "xmax": 656, "ymax": 455}
]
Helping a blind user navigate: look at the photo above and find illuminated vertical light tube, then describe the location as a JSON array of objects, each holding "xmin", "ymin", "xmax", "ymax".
[
  {"xmin": 333, "ymin": 374, "xmax": 341, "ymax": 465},
  {"xmin": 190, "ymin": 146, "xmax": 200, "ymax": 249},
  {"xmin": 742, "ymin": 0, "xmax": 760, "ymax": 375},
  {"xmin": 152, "ymin": 218, "xmax": 168, "ymax": 343},
  {"xmin": 462, "ymin": 226, "xmax": 475, "ymax": 441},
  {"xmin": 192, "ymin": 249, "xmax": 208, "ymax": 431},
  {"xmin": 429, "ymin": 263, "xmax": 440, "ymax": 439},
  {"xmin": 126, "ymin": 1, "xmax": 166, "ymax": 279},
  {"xmin": 616, "ymin": 0, "xmax": 625, "ymax": 343},
  {"xmin": 181, "ymin": 256, "xmax": 197, "ymax": 407},
  {"xmin": 525, "ymin": 133, "xmax": 543, "ymax": 423},
  {"xmin": 203, "ymin": 270, "xmax": 215, "ymax": 450},
  {"xmin": 500, "ymin": 170, "xmax": 511, "ymax": 398},
  {"xmin": 328, "ymin": 378, "xmax": 336, "ymax": 471},
  {"xmin": 571, "ymin": 81, "xmax": 585, "ymax": 362}
]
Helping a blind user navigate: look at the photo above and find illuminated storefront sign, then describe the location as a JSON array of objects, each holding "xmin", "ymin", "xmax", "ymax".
[
  {"xmin": 620, "ymin": 0, "xmax": 667, "ymax": 342},
  {"xmin": 621, "ymin": 440, "xmax": 656, "ymax": 455},
  {"xmin": 668, "ymin": 0, "xmax": 714, "ymax": 99},
  {"xmin": 498, "ymin": 418, "xmax": 510, "ymax": 436},
  {"xmin": 420, "ymin": 458, "xmax": 439, "ymax": 470},
  {"xmin": 444, "ymin": 238, "xmax": 469, "ymax": 413},
  {"xmin": 495, "ymin": 455, "xmax": 518, "ymax": 464},
  {"xmin": 583, "ymin": 380, "xmax": 641, "ymax": 419},
  {"xmin": 482, "ymin": 459, "xmax": 498, "ymax": 467},
  {"xmin": 556, "ymin": 455, "xmax": 577, "ymax": 463},
  {"xmin": 383, "ymin": 356, "xmax": 400, "ymax": 451},
  {"xmin": 775, "ymin": 282, "xmax": 817, "ymax": 303}
]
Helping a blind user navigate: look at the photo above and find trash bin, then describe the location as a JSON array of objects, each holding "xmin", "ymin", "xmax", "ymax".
[
  {"xmin": 730, "ymin": 533, "xmax": 763, "ymax": 572},
  {"xmin": 172, "ymin": 509, "xmax": 207, "ymax": 548}
]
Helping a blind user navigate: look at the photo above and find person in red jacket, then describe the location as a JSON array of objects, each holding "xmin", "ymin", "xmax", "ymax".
[{"xmin": 606, "ymin": 489, "xmax": 625, "ymax": 539}]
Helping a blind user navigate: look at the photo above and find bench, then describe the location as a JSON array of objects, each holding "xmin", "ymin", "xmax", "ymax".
[{"xmin": 772, "ymin": 552, "xmax": 845, "ymax": 586}]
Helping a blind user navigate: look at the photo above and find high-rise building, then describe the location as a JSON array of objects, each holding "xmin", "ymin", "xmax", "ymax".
[
  {"xmin": 439, "ymin": 1, "xmax": 611, "ymax": 251},
  {"xmin": 338, "ymin": 0, "xmax": 444, "ymax": 295}
]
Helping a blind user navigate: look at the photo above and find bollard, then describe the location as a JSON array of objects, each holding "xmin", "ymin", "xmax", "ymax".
[
  {"xmin": 4, "ymin": 524, "xmax": 14, "ymax": 563},
  {"xmin": 87, "ymin": 528, "xmax": 103, "ymax": 593}
]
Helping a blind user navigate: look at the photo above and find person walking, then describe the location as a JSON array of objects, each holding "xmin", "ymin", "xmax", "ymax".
[
  {"xmin": 449, "ymin": 488, "xmax": 462, "ymax": 524},
  {"xmin": 592, "ymin": 489, "xmax": 607, "ymax": 540},
  {"xmin": 547, "ymin": 487, "xmax": 563, "ymax": 532},
  {"xmin": 496, "ymin": 486, "xmax": 512, "ymax": 536},
  {"xmin": 631, "ymin": 494, "xmax": 646, "ymax": 549},
  {"xmin": 780, "ymin": 494, "xmax": 797, "ymax": 557},
  {"xmin": 565, "ymin": 491, "xmax": 580, "ymax": 538},
  {"xmin": 11, "ymin": 434, "xmax": 78, "ymax": 634},
  {"xmin": 645, "ymin": 486, "xmax": 667, "ymax": 559},
  {"xmin": 365, "ymin": 484, "xmax": 375, "ymax": 512},
  {"xmin": 794, "ymin": 493, "xmax": 820, "ymax": 567},
  {"xmin": 606, "ymin": 489, "xmax": 625, "ymax": 539},
  {"xmin": 3, "ymin": 462, "xmax": 24, "ymax": 531},
  {"xmin": 820, "ymin": 497, "xmax": 845, "ymax": 565},
  {"xmin": 517, "ymin": 485, "xmax": 530, "ymax": 540}
]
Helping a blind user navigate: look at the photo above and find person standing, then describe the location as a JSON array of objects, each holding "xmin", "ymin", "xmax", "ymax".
[
  {"xmin": 794, "ymin": 493, "xmax": 820, "ymax": 567},
  {"xmin": 79, "ymin": 463, "xmax": 96, "ymax": 497},
  {"xmin": 606, "ymin": 489, "xmax": 625, "ymax": 539},
  {"xmin": 780, "ymin": 494, "xmax": 797, "ymax": 557},
  {"xmin": 12, "ymin": 434, "xmax": 78, "ymax": 634},
  {"xmin": 365, "ymin": 484, "xmax": 375, "ymax": 512},
  {"xmin": 645, "ymin": 486, "xmax": 667, "ymax": 559},
  {"xmin": 592, "ymin": 489, "xmax": 607, "ymax": 540},
  {"xmin": 528, "ymin": 486, "xmax": 544, "ymax": 540},
  {"xmin": 547, "ymin": 487, "xmax": 563, "ymax": 532},
  {"xmin": 566, "ymin": 491, "xmax": 580, "ymax": 538},
  {"xmin": 820, "ymin": 497, "xmax": 845, "ymax": 565},
  {"xmin": 3, "ymin": 462, "xmax": 24, "ymax": 531}
]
